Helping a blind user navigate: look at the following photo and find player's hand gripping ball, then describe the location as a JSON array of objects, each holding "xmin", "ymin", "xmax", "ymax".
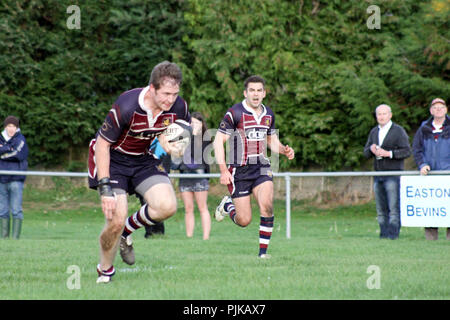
[{"xmin": 164, "ymin": 119, "xmax": 191, "ymax": 157}]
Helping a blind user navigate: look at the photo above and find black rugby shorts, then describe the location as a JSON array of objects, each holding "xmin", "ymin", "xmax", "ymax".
[{"xmin": 227, "ymin": 165, "xmax": 273, "ymax": 198}]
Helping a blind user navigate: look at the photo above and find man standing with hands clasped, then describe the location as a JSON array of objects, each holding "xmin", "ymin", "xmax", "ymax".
[
  {"xmin": 412, "ymin": 98, "xmax": 450, "ymax": 240},
  {"xmin": 364, "ymin": 104, "xmax": 411, "ymax": 240}
]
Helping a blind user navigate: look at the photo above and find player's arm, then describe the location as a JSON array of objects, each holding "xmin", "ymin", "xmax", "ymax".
[
  {"xmin": 95, "ymin": 135, "xmax": 116, "ymax": 220},
  {"xmin": 213, "ymin": 131, "xmax": 232, "ymax": 185},
  {"xmin": 267, "ymin": 134, "xmax": 295, "ymax": 160},
  {"xmin": 157, "ymin": 132, "xmax": 171, "ymax": 154}
]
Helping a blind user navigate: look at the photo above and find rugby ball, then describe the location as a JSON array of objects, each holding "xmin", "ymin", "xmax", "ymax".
[
  {"xmin": 163, "ymin": 120, "xmax": 191, "ymax": 156},
  {"xmin": 164, "ymin": 120, "xmax": 191, "ymax": 143}
]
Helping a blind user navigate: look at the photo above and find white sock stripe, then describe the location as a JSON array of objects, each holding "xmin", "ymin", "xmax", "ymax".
[
  {"xmin": 259, "ymin": 226, "xmax": 273, "ymax": 233},
  {"xmin": 138, "ymin": 204, "xmax": 155, "ymax": 226},
  {"xmin": 259, "ymin": 238, "xmax": 270, "ymax": 245},
  {"xmin": 125, "ymin": 219, "xmax": 136, "ymax": 232},
  {"xmin": 97, "ymin": 264, "xmax": 115, "ymax": 276},
  {"xmin": 132, "ymin": 214, "xmax": 144, "ymax": 228}
]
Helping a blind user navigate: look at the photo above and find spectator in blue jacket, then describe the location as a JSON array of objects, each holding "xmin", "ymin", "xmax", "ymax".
[
  {"xmin": 0, "ymin": 116, "xmax": 28, "ymax": 239},
  {"xmin": 412, "ymin": 98, "xmax": 450, "ymax": 240}
]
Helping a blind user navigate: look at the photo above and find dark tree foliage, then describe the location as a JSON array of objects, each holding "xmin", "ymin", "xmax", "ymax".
[
  {"xmin": 1, "ymin": 0, "xmax": 448, "ymax": 170},
  {"xmin": 182, "ymin": 0, "xmax": 449, "ymax": 170},
  {"xmin": 0, "ymin": 0, "xmax": 186, "ymax": 166}
]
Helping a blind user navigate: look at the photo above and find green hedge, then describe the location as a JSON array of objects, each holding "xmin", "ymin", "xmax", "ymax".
[{"xmin": 1, "ymin": 0, "xmax": 448, "ymax": 170}]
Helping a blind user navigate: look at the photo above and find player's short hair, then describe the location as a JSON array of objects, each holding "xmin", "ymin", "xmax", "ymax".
[
  {"xmin": 149, "ymin": 61, "xmax": 183, "ymax": 90},
  {"xmin": 244, "ymin": 75, "xmax": 266, "ymax": 90}
]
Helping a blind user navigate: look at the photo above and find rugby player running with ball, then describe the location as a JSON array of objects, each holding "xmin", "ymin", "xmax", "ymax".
[{"xmin": 88, "ymin": 61, "xmax": 190, "ymax": 283}]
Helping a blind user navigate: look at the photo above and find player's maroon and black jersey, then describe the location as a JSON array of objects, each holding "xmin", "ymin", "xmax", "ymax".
[
  {"xmin": 218, "ymin": 100, "xmax": 276, "ymax": 167},
  {"xmin": 98, "ymin": 86, "xmax": 190, "ymax": 156},
  {"xmin": 88, "ymin": 86, "xmax": 190, "ymax": 189}
]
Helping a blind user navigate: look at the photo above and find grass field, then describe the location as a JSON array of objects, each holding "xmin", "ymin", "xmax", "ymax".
[{"xmin": 0, "ymin": 180, "xmax": 449, "ymax": 300}]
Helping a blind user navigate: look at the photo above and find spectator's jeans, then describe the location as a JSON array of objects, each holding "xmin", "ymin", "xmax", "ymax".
[
  {"xmin": 374, "ymin": 176, "xmax": 400, "ymax": 239},
  {"xmin": 0, "ymin": 181, "xmax": 24, "ymax": 220}
]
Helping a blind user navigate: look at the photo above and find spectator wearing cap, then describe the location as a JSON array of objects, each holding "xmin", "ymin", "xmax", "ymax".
[
  {"xmin": 364, "ymin": 104, "xmax": 411, "ymax": 239},
  {"xmin": 413, "ymin": 98, "xmax": 450, "ymax": 240},
  {"xmin": 0, "ymin": 115, "xmax": 28, "ymax": 239}
]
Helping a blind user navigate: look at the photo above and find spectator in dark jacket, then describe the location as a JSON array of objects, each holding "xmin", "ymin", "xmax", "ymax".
[
  {"xmin": 0, "ymin": 116, "xmax": 28, "ymax": 239},
  {"xmin": 412, "ymin": 97, "xmax": 450, "ymax": 240},
  {"xmin": 364, "ymin": 104, "xmax": 411, "ymax": 239}
]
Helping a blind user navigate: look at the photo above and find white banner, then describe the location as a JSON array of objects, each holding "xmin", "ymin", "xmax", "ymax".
[{"xmin": 400, "ymin": 175, "xmax": 450, "ymax": 227}]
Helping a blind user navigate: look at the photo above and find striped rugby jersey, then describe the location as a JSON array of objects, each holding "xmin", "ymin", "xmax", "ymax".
[
  {"xmin": 218, "ymin": 100, "xmax": 276, "ymax": 167},
  {"xmin": 97, "ymin": 86, "xmax": 190, "ymax": 156}
]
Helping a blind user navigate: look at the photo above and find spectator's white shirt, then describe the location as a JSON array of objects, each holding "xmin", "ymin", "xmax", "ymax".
[
  {"xmin": 1, "ymin": 129, "xmax": 12, "ymax": 142},
  {"xmin": 378, "ymin": 120, "xmax": 392, "ymax": 146},
  {"xmin": 378, "ymin": 120, "xmax": 393, "ymax": 158}
]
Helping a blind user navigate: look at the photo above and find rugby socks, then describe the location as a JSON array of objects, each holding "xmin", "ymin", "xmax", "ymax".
[
  {"xmin": 122, "ymin": 204, "xmax": 157, "ymax": 238},
  {"xmin": 259, "ymin": 216, "xmax": 274, "ymax": 256},
  {"xmin": 97, "ymin": 264, "xmax": 115, "ymax": 277},
  {"xmin": 224, "ymin": 201, "xmax": 239, "ymax": 225}
]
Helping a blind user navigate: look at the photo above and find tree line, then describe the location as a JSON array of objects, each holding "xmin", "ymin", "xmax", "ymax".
[{"xmin": 1, "ymin": 0, "xmax": 448, "ymax": 170}]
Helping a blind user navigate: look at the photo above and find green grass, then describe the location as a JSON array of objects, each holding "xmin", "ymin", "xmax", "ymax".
[{"xmin": 0, "ymin": 182, "xmax": 449, "ymax": 300}]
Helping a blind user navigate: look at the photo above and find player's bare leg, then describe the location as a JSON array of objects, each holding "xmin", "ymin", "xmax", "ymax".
[
  {"xmin": 252, "ymin": 181, "xmax": 274, "ymax": 258},
  {"xmin": 253, "ymin": 181, "xmax": 274, "ymax": 218},
  {"xmin": 97, "ymin": 193, "xmax": 128, "ymax": 281},
  {"xmin": 143, "ymin": 183, "xmax": 177, "ymax": 221},
  {"xmin": 231, "ymin": 196, "xmax": 253, "ymax": 227},
  {"xmin": 119, "ymin": 181, "xmax": 177, "ymax": 264},
  {"xmin": 216, "ymin": 194, "xmax": 252, "ymax": 227}
]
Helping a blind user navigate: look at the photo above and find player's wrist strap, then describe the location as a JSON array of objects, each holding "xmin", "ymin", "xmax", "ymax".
[{"xmin": 98, "ymin": 177, "xmax": 113, "ymax": 197}]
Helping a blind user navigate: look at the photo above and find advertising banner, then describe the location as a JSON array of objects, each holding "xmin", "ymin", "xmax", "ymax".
[{"xmin": 400, "ymin": 175, "xmax": 450, "ymax": 227}]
